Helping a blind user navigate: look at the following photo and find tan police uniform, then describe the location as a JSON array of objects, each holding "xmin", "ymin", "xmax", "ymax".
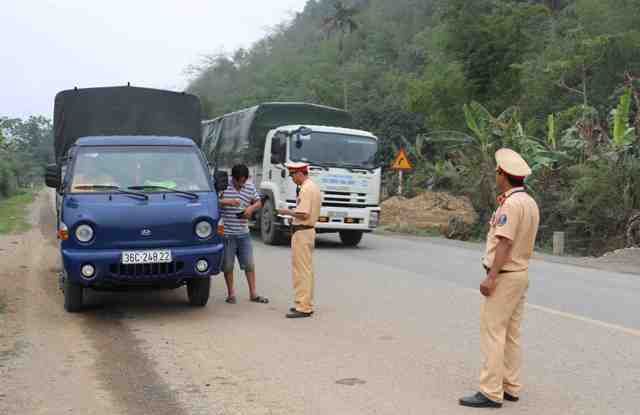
[
  {"xmin": 290, "ymin": 167, "xmax": 321, "ymax": 314},
  {"xmin": 479, "ymin": 149, "xmax": 540, "ymax": 403}
]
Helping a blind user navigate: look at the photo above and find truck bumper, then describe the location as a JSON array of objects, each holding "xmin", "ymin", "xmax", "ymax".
[
  {"xmin": 280, "ymin": 205, "xmax": 381, "ymax": 232},
  {"xmin": 62, "ymin": 243, "xmax": 224, "ymax": 287}
]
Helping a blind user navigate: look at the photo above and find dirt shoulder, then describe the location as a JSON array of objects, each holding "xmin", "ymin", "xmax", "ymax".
[{"xmin": 0, "ymin": 191, "xmax": 120, "ymax": 415}]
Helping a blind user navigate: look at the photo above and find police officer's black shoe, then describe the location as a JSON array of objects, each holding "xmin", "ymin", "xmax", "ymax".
[
  {"xmin": 503, "ymin": 392, "xmax": 519, "ymax": 402},
  {"xmin": 459, "ymin": 392, "xmax": 502, "ymax": 408},
  {"xmin": 286, "ymin": 310, "xmax": 313, "ymax": 318},
  {"xmin": 289, "ymin": 307, "xmax": 314, "ymax": 314}
]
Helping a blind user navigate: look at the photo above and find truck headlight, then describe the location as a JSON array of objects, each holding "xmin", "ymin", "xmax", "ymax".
[
  {"xmin": 369, "ymin": 211, "xmax": 380, "ymax": 228},
  {"xmin": 195, "ymin": 221, "xmax": 213, "ymax": 239},
  {"xmin": 75, "ymin": 224, "xmax": 95, "ymax": 242}
]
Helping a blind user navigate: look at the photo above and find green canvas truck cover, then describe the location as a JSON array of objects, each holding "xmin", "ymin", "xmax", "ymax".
[
  {"xmin": 202, "ymin": 102, "xmax": 354, "ymax": 167},
  {"xmin": 54, "ymin": 86, "xmax": 202, "ymax": 161}
]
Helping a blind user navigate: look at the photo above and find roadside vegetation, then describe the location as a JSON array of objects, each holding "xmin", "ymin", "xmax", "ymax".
[
  {"xmin": 0, "ymin": 117, "xmax": 52, "ymax": 234},
  {"xmin": 187, "ymin": 0, "xmax": 640, "ymax": 255},
  {"xmin": 0, "ymin": 190, "xmax": 36, "ymax": 234}
]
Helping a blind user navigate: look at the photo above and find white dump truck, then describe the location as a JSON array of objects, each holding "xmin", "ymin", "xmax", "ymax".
[{"xmin": 202, "ymin": 102, "xmax": 381, "ymax": 246}]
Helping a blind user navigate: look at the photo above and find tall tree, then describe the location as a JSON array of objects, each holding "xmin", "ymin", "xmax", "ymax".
[{"xmin": 322, "ymin": 0, "xmax": 360, "ymax": 110}]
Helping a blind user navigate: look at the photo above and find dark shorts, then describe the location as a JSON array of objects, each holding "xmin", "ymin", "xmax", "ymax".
[{"xmin": 223, "ymin": 233, "xmax": 255, "ymax": 273}]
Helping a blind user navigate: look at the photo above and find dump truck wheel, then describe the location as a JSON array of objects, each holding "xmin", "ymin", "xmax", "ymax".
[
  {"xmin": 339, "ymin": 230, "xmax": 363, "ymax": 247},
  {"xmin": 261, "ymin": 199, "xmax": 286, "ymax": 245}
]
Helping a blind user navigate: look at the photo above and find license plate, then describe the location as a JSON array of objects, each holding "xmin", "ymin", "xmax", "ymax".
[
  {"xmin": 122, "ymin": 250, "xmax": 172, "ymax": 264},
  {"xmin": 329, "ymin": 211, "xmax": 348, "ymax": 219}
]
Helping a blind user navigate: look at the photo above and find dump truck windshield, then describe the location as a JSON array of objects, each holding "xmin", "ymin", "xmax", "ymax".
[
  {"xmin": 289, "ymin": 132, "xmax": 377, "ymax": 169},
  {"xmin": 70, "ymin": 146, "xmax": 211, "ymax": 193}
]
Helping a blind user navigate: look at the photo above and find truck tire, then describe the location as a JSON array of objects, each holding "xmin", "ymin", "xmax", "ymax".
[
  {"xmin": 63, "ymin": 277, "xmax": 84, "ymax": 312},
  {"xmin": 339, "ymin": 230, "xmax": 363, "ymax": 247},
  {"xmin": 187, "ymin": 277, "xmax": 211, "ymax": 307},
  {"xmin": 261, "ymin": 199, "xmax": 286, "ymax": 245}
]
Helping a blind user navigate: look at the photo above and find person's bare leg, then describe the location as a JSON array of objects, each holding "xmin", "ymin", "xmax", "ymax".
[
  {"xmin": 245, "ymin": 270, "xmax": 257, "ymax": 299},
  {"xmin": 224, "ymin": 271, "xmax": 236, "ymax": 302}
]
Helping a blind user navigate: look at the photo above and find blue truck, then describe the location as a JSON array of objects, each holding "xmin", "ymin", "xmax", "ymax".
[{"xmin": 44, "ymin": 85, "xmax": 226, "ymax": 312}]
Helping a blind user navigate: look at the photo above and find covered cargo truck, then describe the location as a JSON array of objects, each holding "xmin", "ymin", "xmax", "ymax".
[
  {"xmin": 45, "ymin": 85, "xmax": 225, "ymax": 312},
  {"xmin": 202, "ymin": 102, "xmax": 381, "ymax": 246}
]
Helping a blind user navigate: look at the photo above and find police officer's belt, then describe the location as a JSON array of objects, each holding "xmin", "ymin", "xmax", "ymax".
[
  {"xmin": 483, "ymin": 265, "xmax": 525, "ymax": 274},
  {"xmin": 291, "ymin": 225, "xmax": 315, "ymax": 233}
]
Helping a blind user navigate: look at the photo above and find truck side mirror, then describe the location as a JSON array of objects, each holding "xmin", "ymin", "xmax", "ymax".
[
  {"xmin": 44, "ymin": 163, "xmax": 60, "ymax": 189},
  {"xmin": 213, "ymin": 170, "xmax": 228, "ymax": 193},
  {"xmin": 270, "ymin": 135, "xmax": 286, "ymax": 164}
]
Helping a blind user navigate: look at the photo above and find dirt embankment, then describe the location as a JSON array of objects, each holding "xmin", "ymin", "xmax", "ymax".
[
  {"xmin": 380, "ymin": 191, "xmax": 478, "ymax": 239},
  {"xmin": 569, "ymin": 246, "xmax": 640, "ymax": 275}
]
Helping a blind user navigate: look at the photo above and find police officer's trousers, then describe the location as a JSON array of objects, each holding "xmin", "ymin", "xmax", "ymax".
[
  {"xmin": 480, "ymin": 270, "xmax": 529, "ymax": 403},
  {"xmin": 291, "ymin": 228, "xmax": 315, "ymax": 313}
]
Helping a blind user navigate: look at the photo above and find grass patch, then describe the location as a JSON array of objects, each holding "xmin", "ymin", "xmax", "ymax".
[{"xmin": 0, "ymin": 191, "xmax": 36, "ymax": 234}]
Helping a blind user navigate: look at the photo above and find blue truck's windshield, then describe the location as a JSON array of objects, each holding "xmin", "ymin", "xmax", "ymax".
[
  {"xmin": 70, "ymin": 146, "xmax": 211, "ymax": 193},
  {"xmin": 289, "ymin": 132, "xmax": 377, "ymax": 169}
]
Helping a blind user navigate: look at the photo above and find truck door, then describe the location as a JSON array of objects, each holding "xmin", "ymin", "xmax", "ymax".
[{"xmin": 269, "ymin": 133, "xmax": 288, "ymax": 204}]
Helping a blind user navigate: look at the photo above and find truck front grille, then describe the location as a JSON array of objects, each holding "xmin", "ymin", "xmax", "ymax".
[
  {"xmin": 109, "ymin": 262, "xmax": 184, "ymax": 278},
  {"xmin": 322, "ymin": 191, "xmax": 368, "ymax": 206}
]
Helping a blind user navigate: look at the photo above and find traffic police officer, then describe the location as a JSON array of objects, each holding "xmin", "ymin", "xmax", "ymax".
[
  {"xmin": 460, "ymin": 148, "xmax": 540, "ymax": 408},
  {"xmin": 277, "ymin": 162, "xmax": 322, "ymax": 318}
]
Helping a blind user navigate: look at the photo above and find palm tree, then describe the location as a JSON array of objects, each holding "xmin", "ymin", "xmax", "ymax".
[{"xmin": 323, "ymin": 0, "xmax": 359, "ymax": 110}]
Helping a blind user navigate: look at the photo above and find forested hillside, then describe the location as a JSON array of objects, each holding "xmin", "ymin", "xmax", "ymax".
[{"xmin": 187, "ymin": 0, "xmax": 640, "ymax": 254}]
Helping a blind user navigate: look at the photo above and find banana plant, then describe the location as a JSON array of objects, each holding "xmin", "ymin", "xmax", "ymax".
[
  {"xmin": 547, "ymin": 113, "xmax": 557, "ymax": 150},
  {"xmin": 611, "ymin": 87, "xmax": 636, "ymax": 150}
]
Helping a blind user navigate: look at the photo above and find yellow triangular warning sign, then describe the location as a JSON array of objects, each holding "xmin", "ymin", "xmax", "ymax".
[{"xmin": 391, "ymin": 148, "xmax": 413, "ymax": 170}]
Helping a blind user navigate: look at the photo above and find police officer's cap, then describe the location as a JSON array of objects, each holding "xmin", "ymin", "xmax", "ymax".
[
  {"xmin": 495, "ymin": 148, "xmax": 532, "ymax": 178},
  {"xmin": 285, "ymin": 161, "xmax": 309, "ymax": 173}
]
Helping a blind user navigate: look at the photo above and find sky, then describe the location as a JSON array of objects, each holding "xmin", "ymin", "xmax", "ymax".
[{"xmin": 0, "ymin": 0, "xmax": 309, "ymax": 119}]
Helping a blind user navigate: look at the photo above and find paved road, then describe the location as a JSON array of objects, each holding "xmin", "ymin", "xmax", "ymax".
[{"xmin": 1, "ymin": 193, "xmax": 639, "ymax": 414}]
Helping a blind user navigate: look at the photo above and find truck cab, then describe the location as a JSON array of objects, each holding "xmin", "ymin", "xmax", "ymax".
[
  {"xmin": 258, "ymin": 125, "xmax": 381, "ymax": 245},
  {"xmin": 45, "ymin": 86, "xmax": 224, "ymax": 312}
]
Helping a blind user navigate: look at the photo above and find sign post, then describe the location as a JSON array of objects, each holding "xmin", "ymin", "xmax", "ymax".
[{"xmin": 390, "ymin": 148, "xmax": 413, "ymax": 196}]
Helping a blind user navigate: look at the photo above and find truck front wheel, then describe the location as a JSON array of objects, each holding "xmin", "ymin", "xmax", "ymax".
[
  {"xmin": 63, "ymin": 277, "xmax": 84, "ymax": 312},
  {"xmin": 187, "ymin": 277, "xmax": 211, "ymax": 307},
  {"xmin": 261, "ymin": 199, "xmax": 286, "ymax": 245},
  {"xmin": 339, "ymin": 230, "xmax": 363, "ymax": 247}
]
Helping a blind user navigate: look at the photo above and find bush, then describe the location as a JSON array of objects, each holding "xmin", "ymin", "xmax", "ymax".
[
  {"xmin": 0, "ymin": 160, "xmax": 19, "ymax": 198},
  {"xmin": 555, "ymin": 158, "xmax": 640, "ymax": 255}
]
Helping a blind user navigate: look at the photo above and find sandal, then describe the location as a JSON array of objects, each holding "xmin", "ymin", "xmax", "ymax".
[
  {"xmin": 250, "ymin": 295, "xmax": 269, "ymax": 304},
  {"xmin": 225, "ymin": 296, "xmax": 237, "ymax": 304}
]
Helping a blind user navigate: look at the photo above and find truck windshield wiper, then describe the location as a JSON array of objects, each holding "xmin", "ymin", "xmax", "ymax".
[
  {"xmin": 73, "ymin": 185, "xmax": 149, "ymax": 200},
  {"xmin": 318, "ymin": 162, "xmax": 365, "ymax": 172},
  {"xmin": 128, "ymin": 185, "xmax": 199, "ymax": 200},
  {"xmin": 338, "ymin": 163, "xmax": 375, "ymax": 172},
  {"xmin": 308, "ymin": 162, "xmax": 331, "ymax": 170}
]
